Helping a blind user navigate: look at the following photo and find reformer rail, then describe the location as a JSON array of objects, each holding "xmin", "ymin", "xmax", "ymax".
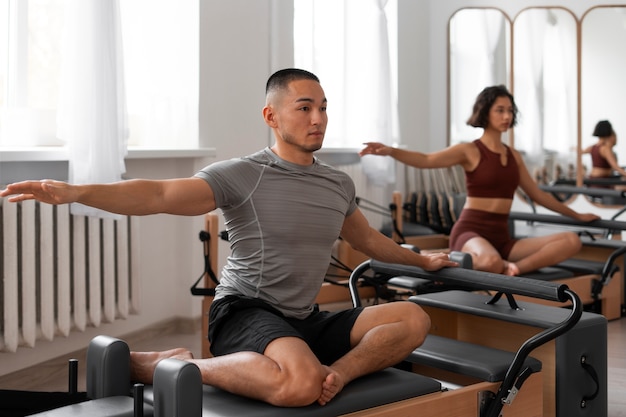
[
  {"xmin": 348, "ymin": 260, "xmax": 583, "ymax": 417},
  {"xmin": 539, "ymin": 184, "xmax": 626, "ymax": 200},
  {"xmin": 509, "ymin": 211, "xmax": 626, "ymax": 231}
]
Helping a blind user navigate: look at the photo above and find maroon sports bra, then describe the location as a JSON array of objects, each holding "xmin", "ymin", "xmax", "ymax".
[
  {"xmin": 590, "ymin": 144, "xmax": 612, "ymax": 169},
  {"xmin": 465, "ymin": 140, "xmax": 520, "ymax": 199}
]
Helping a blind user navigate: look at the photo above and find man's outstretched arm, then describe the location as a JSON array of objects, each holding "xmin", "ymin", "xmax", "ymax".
[
  {"xmin": 0, "ymin": 177, "xmax": 215, "ymax": 217},
  {"xmin": 340, "ymin": 208, "xmax": 456, "ymax": 271}
]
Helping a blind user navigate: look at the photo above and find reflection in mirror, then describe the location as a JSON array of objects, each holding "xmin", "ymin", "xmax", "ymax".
[
  {"xmin": 449, "ymin": 8, "xmax": 510, "ymax": 146},
  {"xmin": 581, "ymin": 6, "xmax": 626, "ymax": 202},
  {"xmin": 513, "ymin": 8, "xmax": 577, "ymax": 184}
]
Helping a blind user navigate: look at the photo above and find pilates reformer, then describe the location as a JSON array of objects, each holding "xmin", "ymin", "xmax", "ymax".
[
  {"xmin": 538, "ymin": 183, "xmax": 626, "ymax": 206},
  {"xmin": 47, "ymin": 331, "xmax": 541, "ymax": 417},
  {"xmin": 508, "ymin": 210, "xmax": 626, "ymax": 319},
  {"xmin": 354, "ymin": 189, "xmax": 626, "ymax": 320},
  {"xmin": 123, "ymin": 258, "xmax": 582, "ymax": 417},
  {"xmin": 543, "ymin": 178, "xmax": 626, "ymax": 205},
  {"xmin": 348, "ymin": 260, "xmax": 607, "ymax": 417},
  {"xmin": 178, "ymin": 213, "xmax": 544, "ymax": 416}
]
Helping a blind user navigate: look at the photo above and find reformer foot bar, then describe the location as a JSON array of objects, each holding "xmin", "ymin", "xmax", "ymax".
[{"xmin": 348, "ymin": 260, "xmax": 607, "ymax": 417}]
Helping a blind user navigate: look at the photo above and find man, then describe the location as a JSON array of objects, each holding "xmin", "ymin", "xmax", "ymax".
[{"xmin": 1, "ymin": 68, "xmax": 456, "ymax": 407}]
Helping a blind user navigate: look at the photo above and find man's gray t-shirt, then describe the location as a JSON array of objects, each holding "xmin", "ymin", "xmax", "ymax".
[{"xmin": 195, "ymin": 148, "xmax": 358, "ymax": 319}]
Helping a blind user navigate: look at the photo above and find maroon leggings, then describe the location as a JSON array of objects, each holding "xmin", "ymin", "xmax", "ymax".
[{"xmin": 449, "ymin": 208, "xmax": 517, "ymax": 259}]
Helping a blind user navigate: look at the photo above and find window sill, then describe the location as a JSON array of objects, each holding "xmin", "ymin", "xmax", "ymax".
[
  {"xmin": 315, "ymin": 147, "xmax": 361, "ymax": 166},
  {"xmin": 0, "ymin": 147, "xmax": 216, "ymax": 162}
]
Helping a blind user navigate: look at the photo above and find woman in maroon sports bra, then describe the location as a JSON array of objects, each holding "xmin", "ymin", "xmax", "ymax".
[
  {"xmin": 360, "ymin": 85, "xmax": 599, "ymax": 276},
  {"xmin": 582, "ymin": 120, "xmax": 626, "ymax": 185}
]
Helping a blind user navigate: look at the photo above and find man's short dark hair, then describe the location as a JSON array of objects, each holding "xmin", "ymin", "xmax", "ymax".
[{"xmin": 266, "ymin": 68, "xmax": 320, "ymax": 96}]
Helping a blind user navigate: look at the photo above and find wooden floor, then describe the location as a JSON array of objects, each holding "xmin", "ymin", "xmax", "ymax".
[{"xmin": 1, "ymin": 316, "xmax": 626, "ymax": 416}]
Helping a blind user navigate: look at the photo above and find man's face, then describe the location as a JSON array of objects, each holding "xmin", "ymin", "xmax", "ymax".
[{"xmin": 270, "ymin": 79, "xmax": 328, "ymax": 153}]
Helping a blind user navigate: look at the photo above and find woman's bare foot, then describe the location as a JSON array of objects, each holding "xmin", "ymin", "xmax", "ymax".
[
  {"xmin": 502, "ymin": 261, "xmax": 520, "ymax": 276},
  {"xmin": 317, "ymin": 365, "xmax": 346, "ymax": 406},
  {"xmin": 130, "ymin": 348, "xmax": 194, "ymax": 383}
]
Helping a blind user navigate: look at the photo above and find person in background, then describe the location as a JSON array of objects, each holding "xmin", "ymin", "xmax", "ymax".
[
  {"xmin": 360, "ymin": 85, "xmax": 599, "ymax": 276},
  {"xmin": 582, "ymin": 120, "xmax": 626, "ymax": 187},
  {"xmin": 1, "ymin": 68, "xmax": 457, "ymax": 408}
]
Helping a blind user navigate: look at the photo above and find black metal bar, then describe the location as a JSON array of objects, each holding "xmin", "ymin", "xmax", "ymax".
[
  {"xmin": 350, "ymin": 260, "xmax": 372, "ymax": 308},
  {"xmin": 539, "ymin": 184, "xmax": 626, "ymax": 199},
  {"xmin": 133, "ymin": 383, "xmax": 144, "ymax": 417},
  {"xmin": 68, "ymin": 359, "xmax": 78, "ymax": 394},
  {"xmin": 483, "ymin": 289, "xmax": 582, "ymax": 417},
  {"xmin": 362, "ymin": 260, "xmax": 568, "ymax": 302}
]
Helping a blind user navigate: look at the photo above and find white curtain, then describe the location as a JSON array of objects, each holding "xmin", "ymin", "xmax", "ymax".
[
  {"xmin": 57, "ymin": 0, "xmax": 128, "ymax": 218},
  {"xmin": 515, "ymin": 9, "xmax": 547, "ymax": 159},
  {"xmin": 514, "ymin": 9, "xmax": 577, "ymax": 175},
  {"xmin": 119, "ymin": 0, "xmax": 198, "ymax": 148},
  {"xmin": 351, "ymin": 0, "xmax": 396, "ymax": 186},
  {"xmin": 294, "ymin": 0, "xmax": 397, "ymax": 186},
  {"xmin": 543, "ymin": 11, "xmax": 576, "ymax": 156},
  {"xmin": 450, "ymin": 9, "xmax": 507, "ymax": 145}
]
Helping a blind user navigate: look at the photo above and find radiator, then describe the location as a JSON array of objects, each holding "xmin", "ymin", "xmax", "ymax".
[
  {"xmin": 0, "ymin": 200, "xmax": 140, "ymax": 352},
  {"xmin": 335, "ymin": 162, "xmax": 390, "ymax": 230}
]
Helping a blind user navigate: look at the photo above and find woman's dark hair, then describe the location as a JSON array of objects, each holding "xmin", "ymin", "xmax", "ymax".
[
  {"xmin": 266, "ymin": 68, "xmax": 320, "ymax": 95},
  {"xmin": 593, "ymin": 120, "xmax": 614, "ymax": 137},
  {"xmin": 466, "ymin": 85, "xmax": 518, "ymax": 128}
]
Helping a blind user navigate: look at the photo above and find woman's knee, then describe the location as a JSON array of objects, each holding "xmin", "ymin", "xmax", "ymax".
[
  {"xmin": 562, "ymin": 231, "xmax": 582, "ymax": 253},
  {"xmin": 472, "ymin": 252, "xmax": 505, "ymax": 273}
]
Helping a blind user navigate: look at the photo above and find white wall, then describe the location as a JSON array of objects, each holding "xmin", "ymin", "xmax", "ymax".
[{"xmin": 3, "ymin": 0, "xmax": 625, "ymax": 376}]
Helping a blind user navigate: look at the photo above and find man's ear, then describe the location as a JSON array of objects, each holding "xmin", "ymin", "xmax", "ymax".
[{"xmin": 263, "ymin": 105, "xmax": 278, "ymax": 128}]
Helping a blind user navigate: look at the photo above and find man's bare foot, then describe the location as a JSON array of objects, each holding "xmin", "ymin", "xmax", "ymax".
[
  {"xmin": 502, "ymin": 261, "xmax": 520, "ymax": 276},
  {"xmin": 317, "ymin": 366, "xmax": 346, "ymax": 406},
  {"xmin": 130, "ymin": 348, "xmax": 194, "ymax": 383}
]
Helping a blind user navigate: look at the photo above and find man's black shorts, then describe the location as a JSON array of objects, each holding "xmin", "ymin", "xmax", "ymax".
[{"xmin": 208, "ymin": 295, "xmax": 363, "ymax": 365}]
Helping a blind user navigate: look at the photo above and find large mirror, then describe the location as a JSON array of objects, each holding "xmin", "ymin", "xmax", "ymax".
[
  {"xmin": 448, "ymin": 8, "xmax": 510, "ymax": 146},
  {"xmin": 449, "ymin": 6, "xmax": 626, "ymax": 205},
  {"xmin": 513, "ymin": 7, "xmax": 578, "ymax": 184},
  {"xmin": 581, "ymin": 7, "xmax": 626, "ymax": 185}
]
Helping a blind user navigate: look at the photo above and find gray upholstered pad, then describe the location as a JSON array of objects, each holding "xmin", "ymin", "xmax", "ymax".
[
  {"xmin": 410, "ymin": 290, "xmax": 607, "ymax": 329},
  {"xmin": 519, "ymin": 266, "xmax": 574, "ymax": 281},
  {"xmin": 408, "ymin": 334, "xmax": 542, "ymax": 382},
  {"xmin": 144, "ymin": 367, "xmax": 441, "ymax": 417}
]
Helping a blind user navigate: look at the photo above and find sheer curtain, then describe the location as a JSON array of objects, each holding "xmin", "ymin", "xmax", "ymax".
[
  {"xmin": 543, "ymin": 12, "xmax": 576, "ymax": 155},
  {"xmin": 57, "ymin": 0, "xmax": 128, "ymax": 218},
  {"xmin": 514, "ymin": 9, "xmax": 576, "ymax": 160},
  {"xmin": 514, "ymin": 9, "xmax": 547, "ymax": 158},
  {"xmin": 450, "ymin": 9, "xmax": 508, "ymax": 145},
  {"xmin": 294, "ymin": 0, "xmax": 397, "ymax": 185}
]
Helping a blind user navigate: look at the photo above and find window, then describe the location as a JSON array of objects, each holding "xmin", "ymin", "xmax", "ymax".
[
  {"xmin": 293, "ymin": 0, "xmax": 398, "ymax": 149},
  {"xmin": 0, "ymin": 0, "xmax": 198, "ymax": 149}
]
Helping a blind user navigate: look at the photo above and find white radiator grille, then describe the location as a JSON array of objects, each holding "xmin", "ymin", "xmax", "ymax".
[
  {"xmin": 0, "ymin": 200, "xmax": 139, "ymax": 352},
  {"xmin": 335, "ymin": 162, "xmax": 389, "ymax": 230}
]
